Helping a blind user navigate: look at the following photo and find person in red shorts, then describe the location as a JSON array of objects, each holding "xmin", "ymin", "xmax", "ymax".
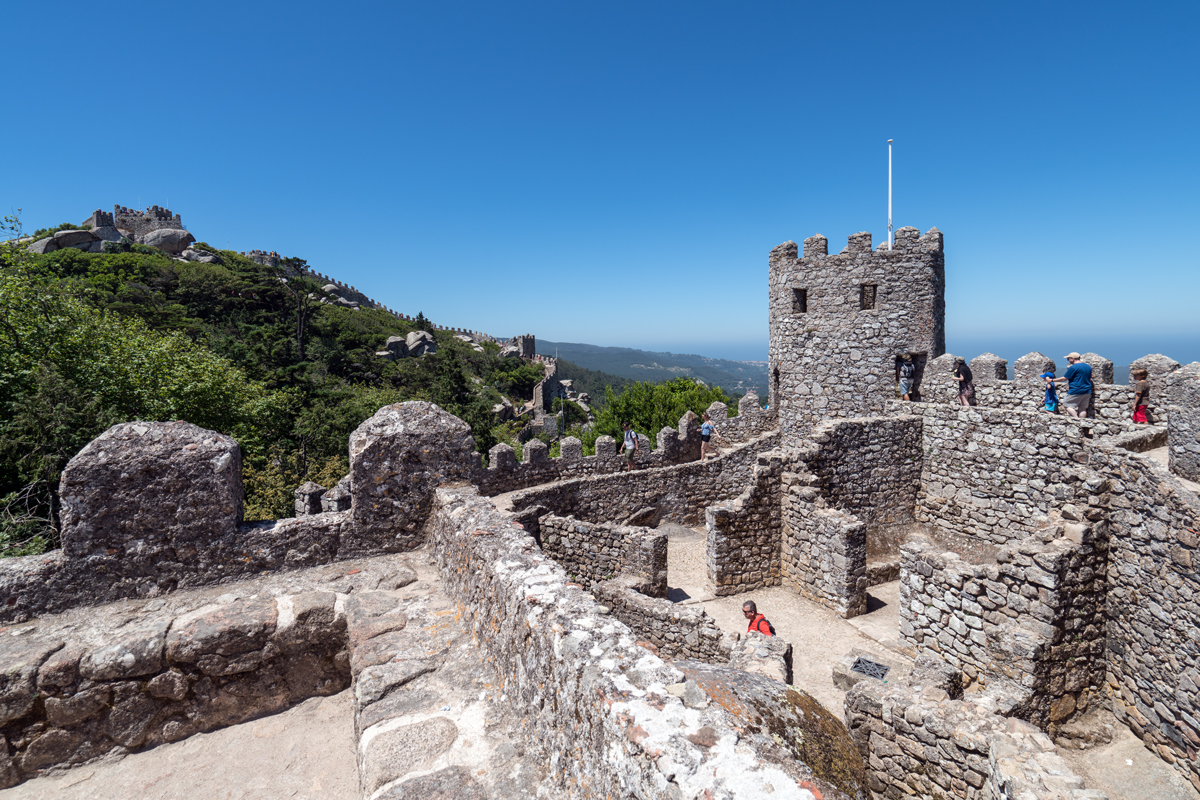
[
  {"xmin": 742, "ymin": 600, "xmax": 774, "ymax": 636},
  {"xmin": 1131, "ymin": 368, "xmax": 1150, "ymax": 424}
]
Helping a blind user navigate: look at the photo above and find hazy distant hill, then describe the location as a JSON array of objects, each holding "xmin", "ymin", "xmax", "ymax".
[{"xmin": 539, "ymin": 341, "xmax": 768, "ymax": 396}]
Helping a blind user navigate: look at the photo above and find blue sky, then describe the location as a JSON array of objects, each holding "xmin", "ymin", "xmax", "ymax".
[{"xmin": 4, "ymin": 2, "xmax": 1198, "ymax": 365}]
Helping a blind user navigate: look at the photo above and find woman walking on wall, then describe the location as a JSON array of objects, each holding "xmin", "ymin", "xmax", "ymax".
[
  {"xmin": 954, "ymin": 357, "xmax": 976, "ymax": 406},
  {"xmin": 700, "ymin": 412, "xmax": 722, "ymax": 461}
]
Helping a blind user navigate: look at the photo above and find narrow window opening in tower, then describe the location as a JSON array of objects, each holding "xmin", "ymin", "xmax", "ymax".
[
  {"xmin": 792, "ymin": 288, "xmax": 808, "ymax": 314},
  {"xmin": 860, "ymin": 284, "xmax": 877, "ymax": 310}
]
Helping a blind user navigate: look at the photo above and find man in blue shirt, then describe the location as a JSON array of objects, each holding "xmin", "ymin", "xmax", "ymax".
[{"xmin": 1053, "ymin": 353, "xmax": 1093, "ymax": 418}]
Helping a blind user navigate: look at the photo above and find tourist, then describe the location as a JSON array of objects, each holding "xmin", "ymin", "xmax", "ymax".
[
  {"xmin": 700, "ymin": 412, "xmax": 722, "ymax": 461},
  {"xmin": 620, "ymin": 421, "xmax": 639, "ymax": 471},
  {"xmin": 954, "ymin": 357, "xmax": 976, "ymax": 406},
  {"xmin": 896, "ymin": 354, "xmax": 916, "ymax": 401},
  {"xmin": 742, "ymin": 600, "xmax": 774, "ymax": 636},
  {"xmin": 1131, "ymin": 368, "xmax": 1150, "ymax": 424},
  {"xmin": 1041, "ymin": 371, "xmax": 1058, "ymax": 414},
  {"xmin": 1053, "ymin": 353, "xmax": 1093, "ymax": 418}
]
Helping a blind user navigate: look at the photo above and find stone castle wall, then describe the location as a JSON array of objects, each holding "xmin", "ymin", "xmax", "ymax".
[
  {"xmin": 1164, "ymin": 362, "xmax": 1200, "ymax": 481},
  {"xmin": 896, "ymin": 402, "xmax": 1101, "ymax": 546},
  {"xmin": 537, "ymin": 514, "xmax": 667, "ymax": 596},
  {"xmin": 705, "ymin": 451, "xmax": 784, "ymax": 596},
  {"xmin": 705, "ymin": 394, "xmax": 777, "ymax": 444},
  {"xmin": 590, "ymin": 576, "xmax": 729, "ymax": 663},
  {"xmin": 899, "ymin": 522, "xmax": 1109, "ymax": 731},
  {"xmin": 427, "ymin": 484, "xmax": 859, "ymax": 800},
  {"xmin": 1087, "ymin": 442, "xmax": 1200, "ymax": 790},
  {"xmin": 477, "ymin": 417, "xmax": 701, "ymax": 496},
  {"xmin": 0, "ymin": 590, "xmax": 349, "ymax": 781},
  {"xmin": 111, "ymin": 204, "xmax": 184, "ymax": 238},
  {"xmin": 921, "ymin": 351, "xmax": 1178, "ymax": 428},
  {"xmin": 844, "ymin": 657, "xmax": 1098, "ymax": 800},
  {"xmin": 780, "ymin": 483, "xmax": 867, "ymax": 618},
  {"xmin": 768, "ymin": 226, "xmax": 945, "ymax": 446},
  {"xmin": 804, "ymin": 415, "xmax": 923, "ymax": 533},
  {"xmin": 509, "ymin": 430, "xmax": 780, "ymax": 527}
]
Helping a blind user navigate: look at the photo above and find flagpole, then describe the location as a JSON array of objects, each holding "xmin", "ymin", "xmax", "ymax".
[{"xmin": 887, "ymin": 139, "xmax": 893, "ymax": 250}]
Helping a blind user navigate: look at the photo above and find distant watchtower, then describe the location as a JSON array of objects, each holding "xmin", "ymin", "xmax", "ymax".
[{"xmin": 768, "ymin": 226, "xmax": 945, "ymax": 446}]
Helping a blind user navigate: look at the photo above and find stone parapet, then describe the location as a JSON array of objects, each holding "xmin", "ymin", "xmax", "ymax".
[
  {"xmin": 427, "ymin": 485, "xmax": 866, "ymax": 800},
  {"xmin": 0, "ymin": 586, "xmax": 353, "ymax": 787},
  {"xmin": 511, "ymin": 430, "xmax": 780, "ymax": 526}
]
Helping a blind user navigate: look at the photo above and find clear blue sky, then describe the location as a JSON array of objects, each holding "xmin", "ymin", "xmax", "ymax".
[{"xmin": 5, "ymin": 2, "xmax": 1198, "ymax": 366}]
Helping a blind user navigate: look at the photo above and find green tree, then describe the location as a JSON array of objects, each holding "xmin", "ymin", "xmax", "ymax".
[{"xmin": 583, "ymin": 377, "xmax": 734, "ymax": 452}]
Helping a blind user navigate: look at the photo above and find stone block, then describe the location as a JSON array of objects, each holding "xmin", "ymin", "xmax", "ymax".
[
  {"xmin": 970, "ymin": 353, "xmax": 1007, "ymax": 383},
  {"xmin": 79, "ymin": 619, "xmax": 169, "ymax": 680},
  {"xmin": 294, "ymin": 481, "xmax": 326, "ymax": 516},
  {"xmin": 348, "ymin": 402, "xmax": 476, "ymax": 553},
  {"xmin": 166, "ymin": 597, "xmax": 278, "ymax": 676},
  {"xmin": 58, "ymin": 422, "xmax": 243, "ymax": 575}
]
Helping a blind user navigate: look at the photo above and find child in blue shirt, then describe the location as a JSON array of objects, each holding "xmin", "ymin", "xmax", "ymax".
[{"xmin": 1041, "ymin": 371, "xmax": 1058, "ymax": 413}]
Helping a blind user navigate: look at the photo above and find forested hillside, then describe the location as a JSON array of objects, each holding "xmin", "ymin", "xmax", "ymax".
[
  {"xmin": 0, "ymin": 214, "xmax": 625, "ymax": 555},
  {"xmin": 539, "ymin": 340, "xmax": 767, "ymax": 396}
]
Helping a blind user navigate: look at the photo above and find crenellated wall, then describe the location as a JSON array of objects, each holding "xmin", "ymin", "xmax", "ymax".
[
  {"xmin": 509, "ymin": 430, "xmax": 780, "ymax": 527},
  {"xmin": 919, "ymin": 350, "xmax": 1181, "ymax": 429}
]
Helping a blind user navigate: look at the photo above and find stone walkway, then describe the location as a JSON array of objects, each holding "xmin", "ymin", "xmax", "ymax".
[
  {"xmin": 1, "ymin": 691, "xmax": 357, "ymax": 799},
  {"xmin": 0, "ymin": 548, "xmax": 544, "ymax": 800},
  {"xmin": 1144, "ymin": 446, "xmax": 1200, "ymax": 493}
]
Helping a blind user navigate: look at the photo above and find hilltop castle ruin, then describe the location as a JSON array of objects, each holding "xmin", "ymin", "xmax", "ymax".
[{"xmin": 1, "ymin": 226, "xmax": 1198, "ymax": 799}]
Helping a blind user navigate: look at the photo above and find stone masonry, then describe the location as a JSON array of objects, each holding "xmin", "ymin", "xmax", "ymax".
[{"xmin": 768, "ymin": 226, "xmax": 945, "ymax": 445}]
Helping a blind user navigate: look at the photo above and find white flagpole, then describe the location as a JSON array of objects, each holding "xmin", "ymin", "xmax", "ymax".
[{"xmin": 887, "ymin": 139, "xmax": 893, "ymax": 250}]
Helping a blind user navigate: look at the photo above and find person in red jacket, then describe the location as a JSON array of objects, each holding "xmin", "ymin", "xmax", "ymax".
[{"xmin": 742, "ymin": 600, "xmax": 774, "ymax": 636}]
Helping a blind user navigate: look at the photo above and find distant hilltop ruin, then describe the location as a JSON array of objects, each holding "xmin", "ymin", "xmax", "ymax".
[
  {"xmin": 84, "ymin": 204, "xmax": 185, "ymax": 239},
  {"xmin": 22, "ymin": 203, "xmax": 512, "ymax": 342}
]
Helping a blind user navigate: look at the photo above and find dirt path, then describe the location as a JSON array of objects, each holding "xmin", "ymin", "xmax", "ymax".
[{"xmin": 664, "ymin": 524, "xmax": 910, "ymax": 716}]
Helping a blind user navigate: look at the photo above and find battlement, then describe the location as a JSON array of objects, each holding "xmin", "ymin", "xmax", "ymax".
[
  {"xmin": 82, "ymin": 208, "xmax": 114, "ymax": 229},
  {"xmin": 109, "ymin": 203, "xmax": 185, "ymax": 237},
  {"xmin": 797, "ymin": 226, "xmax": 943, "ymax": 259}
]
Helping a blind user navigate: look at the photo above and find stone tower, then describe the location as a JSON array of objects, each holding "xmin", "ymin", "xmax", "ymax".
[{"xmin": 768, "ymin": 226, "xmax": 945, "ymax": 445}]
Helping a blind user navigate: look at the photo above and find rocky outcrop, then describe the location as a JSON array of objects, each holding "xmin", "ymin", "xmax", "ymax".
[
  {"xmin": 405, "ymin": 330, "xmax": 436, "ymax": 356},
  {"xmin": 181, "ymin": 247, "xmax": 219, "ymax": 264},
  {"xmin": 141, "ymin": 228, "xmax": 196, "ymax": 254}
]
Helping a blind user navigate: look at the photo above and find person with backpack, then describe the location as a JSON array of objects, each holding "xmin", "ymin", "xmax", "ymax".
[
  {"xmin": 619, "ymin": 421, "xmax": 639, "ymax": 471},
  {"xmin": 896, "ymin": 354, "xmax": 916, "ymax": 401},
  {"xmin": 742, "ymin": 600, "xmax": 774, "ymax": 636}
]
